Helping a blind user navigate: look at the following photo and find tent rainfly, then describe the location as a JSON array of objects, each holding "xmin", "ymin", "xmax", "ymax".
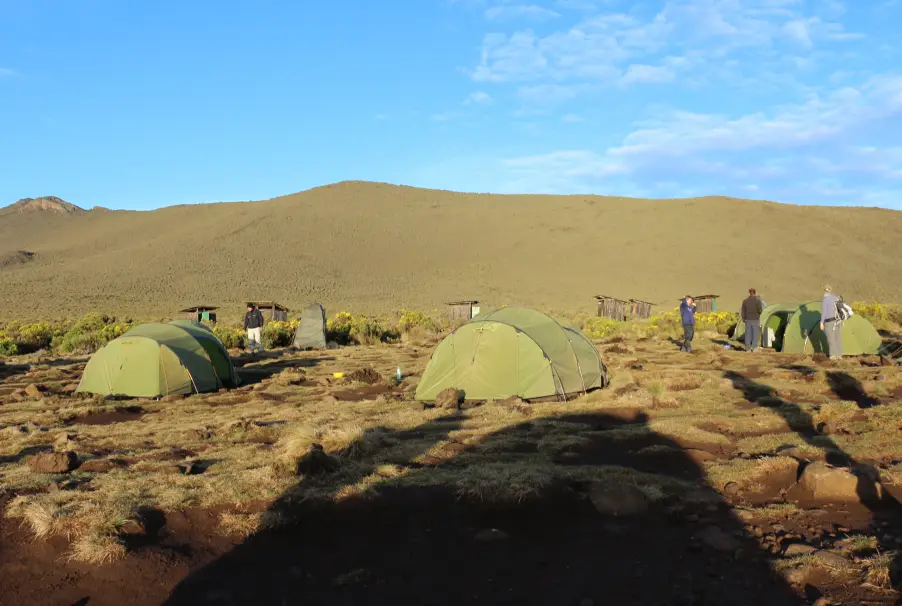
[
  {"xmin": 293, "ymin": 303, "xmax": 327, "ymax": 349},
  {"xmin": 415, "ymin": 307, "xmax": 608, "ymax": 403},
  {"xmin": 733, "ymin": 301, "xmax": 881, "ymax": 355},
  {"xmin": 76, "ymin": 322, "xmax": 238, "ymax": 398}
]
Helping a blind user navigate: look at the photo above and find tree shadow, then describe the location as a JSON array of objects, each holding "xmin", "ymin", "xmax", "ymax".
[
  {"xmin": 825, "ymin": 371, "xmax": 880, "ymax": 409},
  {"xmin": 165, "ymin": 410, "xmax": 802, "ymax": 606},
  {"xmin": 723, "ymin": 369, "xmax": 902, "ymax": 590}
]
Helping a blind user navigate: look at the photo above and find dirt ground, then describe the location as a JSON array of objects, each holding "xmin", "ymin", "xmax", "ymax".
[{"xmin": 1, "ymin": 334, "xmax": 902, "ymax": 606}]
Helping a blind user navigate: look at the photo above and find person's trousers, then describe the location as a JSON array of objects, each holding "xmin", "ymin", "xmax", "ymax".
[
  {"xmin": 247, "ymin": 327, "xmax": 263, "ymax": 352},
  {"xmin": 745, "ymin": 320, "xmax": 761, "ymax": 351},
  {"xmin": 681, "ymin": 323, "xmax": 695, "ymax": 352},
  {"xmin": 825, "ymin": 320, "xmax": 843, "ymax": 358}
]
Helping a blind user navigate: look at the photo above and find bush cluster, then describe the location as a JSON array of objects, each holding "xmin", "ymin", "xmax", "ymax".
[{"xmin": 326, "ymin": 312, "xmax": 397, "ymax": 345}]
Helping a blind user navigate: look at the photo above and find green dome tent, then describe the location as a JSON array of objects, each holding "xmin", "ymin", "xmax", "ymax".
[
  {"xmin": 734, "ymin": 303, "xmax": 801, "ymax": 350},
  {"xmin": 165, "ymin": 320, "xmax": 239, "ymax": 387},
  {"xmin": 783, "ymin": 302, "xmax": 882, "ymax": 356},
  {"xmin": 733, "ymin": 301, "xmax": 881, "ymax": 355},
  {"xmin": 77, "ymin": 322, "xmax": 238, "ymax": 398},
  {"xmin": 415, "ymin": 307, "xmax": 608, "ymax": 402}
]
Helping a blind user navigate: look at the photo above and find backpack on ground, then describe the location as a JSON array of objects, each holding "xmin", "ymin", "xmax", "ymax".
[{"xmin": 835, "ymin": 297, "xmax": 853, "ymax": 321}]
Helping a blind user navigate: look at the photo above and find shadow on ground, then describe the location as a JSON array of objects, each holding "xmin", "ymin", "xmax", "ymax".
[{"xmin": 165, "ymin": 410, "xmax": 802, "ymax": 606}]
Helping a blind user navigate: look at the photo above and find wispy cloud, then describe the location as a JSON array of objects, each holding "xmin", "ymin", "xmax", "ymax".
[
  {"xmin": 486, "ymin": 3, "xmax": 561, "ymax": 20},
  {"xmin": 464, "ymin": 90, "xmax": 494, "ymax": 105},
  {"xmin": 0, "ymin": 67, "xmax": 17, "ymax": 77},
  {"xmin": 561, "ymin": 113, "xmax": 584, "ymax": 122},
  {"xmin": 621, "ymin": 64, "xmax": 675, "ymax": 84}
]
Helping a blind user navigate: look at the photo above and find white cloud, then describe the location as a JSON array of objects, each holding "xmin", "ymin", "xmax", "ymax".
[
  {"xmin": 516, "ymin": 83, "xmax": 582, "ymax": 104},
  {"xmin": 374, "ymin": 113, "xmax": 389, "ymax": 120},
  {"xmin": 561, "ymin": 113, "xmax": 584, "ymax": 122},
  {"xmin": 486, "ymin": 4, "xmax": 561, "ymax": 20},
  {"xmin": 464, "ymin": 90, "xmax": 494, "ymax": 105},
  {"xmin": 468, "ymin": 0, "xmax": 863, "ymax": 84},
  {"xmin": 621, "ymin": 64, "xmax": 675, "ymax": 84},
  {"xmin": 0, "ymin": 68, "xmax": 16, "ymax": 77}
]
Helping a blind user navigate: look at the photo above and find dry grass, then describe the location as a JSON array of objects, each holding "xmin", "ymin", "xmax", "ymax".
[
  {"xmin": 3, "ymin": 330, "xmax": 902, "ymax": 578},
  {"xmin": 862, "ymin": 552, "xmax": 897, "ymax": 588}
]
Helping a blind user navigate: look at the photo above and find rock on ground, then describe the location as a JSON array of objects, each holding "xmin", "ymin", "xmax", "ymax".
[
  {"xmin": 24, "ymin": 384, "xmax": 43, "ymax": 398},
  {"xmin": 783, "ymin": 543, "xmax": 817, "ymax": 557},
  {"xmin": 434, "ymin": 388, "xmax": 462, "ymax": 410},
  {"xmin": 26, "ymin": 451, "xmax": 78, "ymax": 473},
  {"xmin": 295, "ymin": 444, "xmax": 341, "ymax": 476},
  {"xmin": 799, "ymin": 461, "xmax": 881, "ymax": 504},
  {"xmin": 588, "ymin": 483, "xmax": 649, "ymax": 516},
  {"xmin": 696, "ymin": 525, "xmax": 741, "ymax": 552},
  {"xmin": 347, "ymin": 367, "xmax": 382, "ymax": 385}
]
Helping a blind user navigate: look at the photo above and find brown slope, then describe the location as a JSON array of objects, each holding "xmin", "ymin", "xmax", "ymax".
[
  {"xmin": 0, "ymin": 180, "xmax": 900, "ymax": 321},
  {"xmin": 0, "ymin": 196, "xmax": 85, "ymax": 217}
]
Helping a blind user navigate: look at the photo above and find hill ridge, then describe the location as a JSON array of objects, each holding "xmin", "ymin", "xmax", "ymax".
[
  {"xmin": 0, "ymin": 181, "xmax": 900, "ymax": 321},
  {"xmin": 0, "ymin": 196, "xmax": 86, "ymax": 216}
]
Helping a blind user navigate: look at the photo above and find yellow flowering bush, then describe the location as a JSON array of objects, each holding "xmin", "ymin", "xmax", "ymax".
[
  {"xmin": 852, "ymin": 301, "xmax": 889, "ymax": 322},
  {"xmin": 326, "ymin": 312, "xmax": 395, "ymax": 345},
  {"xmin": 213, "ymin": 326, "xmax": 246, "ymax": 350},
  {"xmin": 262, "ymin": 321, "xmax": 294, "ymax": 348},
  {"xmin": 583, "ymin": 317, "xmax": 621, "ymax": 340},
  {"xmin": 397, "ymin": 309, "xmax": 441, "ymax": 334}
]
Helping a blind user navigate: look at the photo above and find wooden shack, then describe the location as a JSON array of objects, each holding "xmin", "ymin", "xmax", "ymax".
[
  {"xmin": 594, "ymin": 295, "xmax": 630, "ymax": 321},
  {"xmin": 629, "ymin": 299, "xmax": 655, "ymax": 319},
  {"xmin": 446, "ymin": 301, "xmax": 479, "ymax": 323},
  {"xmin": 686, "ymin": 294, "xmax": 719, "ymax": 313},
  {"xmin": 246, "ymin": 301, "xmax": 289, "ymax": 323},
  {"xmin": 180, "ymin": 305, "xmax": 218, "ymax": 324}
]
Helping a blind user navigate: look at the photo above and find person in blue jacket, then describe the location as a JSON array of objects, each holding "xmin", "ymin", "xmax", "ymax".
[{"xmin": 680, "ymin": 295, "xmax": 697, "ymax": 352}]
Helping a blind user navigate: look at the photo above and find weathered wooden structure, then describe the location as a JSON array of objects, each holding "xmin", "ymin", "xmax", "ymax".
[
  {"xmin": 246, "ymin": 301, "xmax": 289, "ymax": 323},
  {"xmin": 180, "ymin": 305, "xmax": 218, "ymax": 324},
  {"xmin": 687, "ymin": 294, "xmax": 720, "ymax": 313},
  {"xmin": 446, "ymin": 301, "xmax": 480, "ymax": 323},
  {"xmin": 594, "ymin": 295, "xmax": 631, "ymax": 321},
  {"xmin": 629, "ymin": 299, "xmax": 655, "ymax": 319}
]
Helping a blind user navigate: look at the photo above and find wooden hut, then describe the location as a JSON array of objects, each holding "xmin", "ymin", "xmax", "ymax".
[
  {"xmin": 179, "ymin": 305, "xmax": 218, "ymax": 324},
  {"xmin": 446, "ymin": 301, "xmax": 479, "ymax": 323},
  {"xmin": 246, "ymin": 301, "xmax": 289, "ymax": 323},
  {"xmin": 629, "ymin": 299, "xmax": 655, "ymax": 319},
  {"xmin": 594, "ymin": 295, "xmax": 630, "ymax": 321},
  {"xmin": 686, "ymin": 295, "xmax": 719, "ymax": 313}
]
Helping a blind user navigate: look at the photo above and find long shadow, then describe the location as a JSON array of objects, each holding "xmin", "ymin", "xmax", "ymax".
[
  {"xmin": 235, "ymin": 354, "xmax": 335, "ymax": 386},
  {"xmin": 723, "ymin": 369, "xmax": 902, "ymax": 590},
  {"xmin": 165, "ymin": 410, "xmax": 802, "ymax": 605},
  {"xmin": 825, "ymin": 371, "xmax": 880, "ymax": 408}
]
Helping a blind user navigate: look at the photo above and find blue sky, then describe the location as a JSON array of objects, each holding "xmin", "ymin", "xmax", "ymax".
[{"xmin": 1, "ymin": 0, "xmax": 901, "ymax": 210}]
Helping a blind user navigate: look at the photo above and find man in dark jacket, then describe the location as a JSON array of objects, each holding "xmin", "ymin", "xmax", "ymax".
[
  {"xmin": 741, "ymin": 288, "xmax": 765, "ymax": 352},
  {"xmin": 243, "ymin": 304, "xmax": 265, "ymax": 354},
  {"xmin": 680, "ymin": 295, "xmax": 697, "ymax": 352}
]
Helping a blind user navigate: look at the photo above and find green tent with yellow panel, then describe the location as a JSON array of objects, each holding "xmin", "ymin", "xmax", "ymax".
[
  {"xmin": 77, "ymin": 322, "xmax": 238, "ymax": 398},
  {"xmin": 415, "ymin": 307, "xmax": 608, "ymax": 402}
]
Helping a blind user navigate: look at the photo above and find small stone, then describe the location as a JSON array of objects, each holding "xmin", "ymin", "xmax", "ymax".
[
  {"xmin": 295, "ymin": 444, "xmax": 340, "ymax": 475},
  {"xmin": 811, "ymin": 550, "xmax": 851, "ymax": 569},
  {"xmin": 799, "ymin": 461, "xmax": 881, "ymax": 504},
  {"xmin": 26, "ymin": 451, "xmax": 78, "ymax": 473},
  {"xmin": 79, "ymin": 459, "xmax": 114, "ymax": 473},
  {"xmin": 771, "ymin": 523, "xmax": 786, "ymax": 533},
  {"xmin": 723, "ymin": 482, "xmax": 741, "ymax": 496},
  {"xmin": 812, "ymin": 598, "xmax": 830, "ymax": 606},
  {"xmin": 696, "ymin": 525, "xmax": 741, "ymax": 552},
  {"xmin": 474, "ymin": 528, "xmax": 509, "ymax": 542},
  {"xmin": 588, "ymin": 483, "xmax": 649, "ymax": 516},
  {"xmin": 781, "ymin": 566, "xmax": 810, "ymax": 585},
  {"xmin": 434, "ymin": 387, "xmax": 463, "ymax": 410},
  {"xmin": 161, "ymin": 394, "xmax": 184, "ymax": 402},
  {"xmin": 24, "ymin": 384, "xmax": 42, "ymax": 398},
  {"xmin": 783, "ymin": 543, "xmax": 817, "ymax": 557},
  {"xmin": 753, "ymin": 527, "xmax": 764, "ymax": 537}
]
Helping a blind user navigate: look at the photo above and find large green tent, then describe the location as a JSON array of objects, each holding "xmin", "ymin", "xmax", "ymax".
[
  {"xmin": 415, "ymin": 307, "xmax": 608, "ymax": 402},
  {"xmin": 783, "ymin": 302, "xmax": 882, "ymax": 355},
  {"xmin": 734, "ymin": 303, "xmax": 801, "ymax": 350},
  {"xmin": 733, "ymin": 301, "xmax": 881, "ymax": 355},
  {"xmin": 165, "ymin": 320, "xmax": 239, "ymax": 387},
  {"xmin": 77, "ymin": 322, "xmax": 237, "ymax": 398}
]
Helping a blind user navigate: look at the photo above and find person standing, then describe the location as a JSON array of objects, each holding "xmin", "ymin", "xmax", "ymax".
[
  {"xmin": 243, "ymin": 304, "xmax": 265, "ymax": 354},
  {"xmin": 741, "ymin": 288, "xmax": 765, "ymax": 352},
  {"xmin": 680, "ymin": 295, "xmax": 697, "ymax": 353},
  {"xmin": 819, "ymin": 285, "xmax": 843, "ymax": 360}
]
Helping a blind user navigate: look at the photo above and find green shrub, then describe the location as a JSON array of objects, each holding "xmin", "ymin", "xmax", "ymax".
[
  {"xmin": 326, "ymin": 312, "xmax": 396, "ymax": 345},
  {"xmin": 397, "ymin": 309, "xmax": 441, "ymax": 334},
  {"xmin": 583, "ymin": 317, "xmax": 622, "ymax": 340},
  {"xmin": 214, "ymin": 326, "xmax": 246, "ymax": 350},
  {"xmin": 53, "ymin": 313, "xmax": 130, "ymax": 354},
  {"xmin": 262, "ymin": 321, "xmax": 294, "ymax": 349},
  {"xmin": 0, "ymin": 337, "xmax": 18, "ymax": 357}
]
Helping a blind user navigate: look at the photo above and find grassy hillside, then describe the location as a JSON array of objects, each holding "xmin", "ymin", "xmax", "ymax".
[{"xmin": 1, "ymin": 181, "xmax": 901, "ymax": 322}]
